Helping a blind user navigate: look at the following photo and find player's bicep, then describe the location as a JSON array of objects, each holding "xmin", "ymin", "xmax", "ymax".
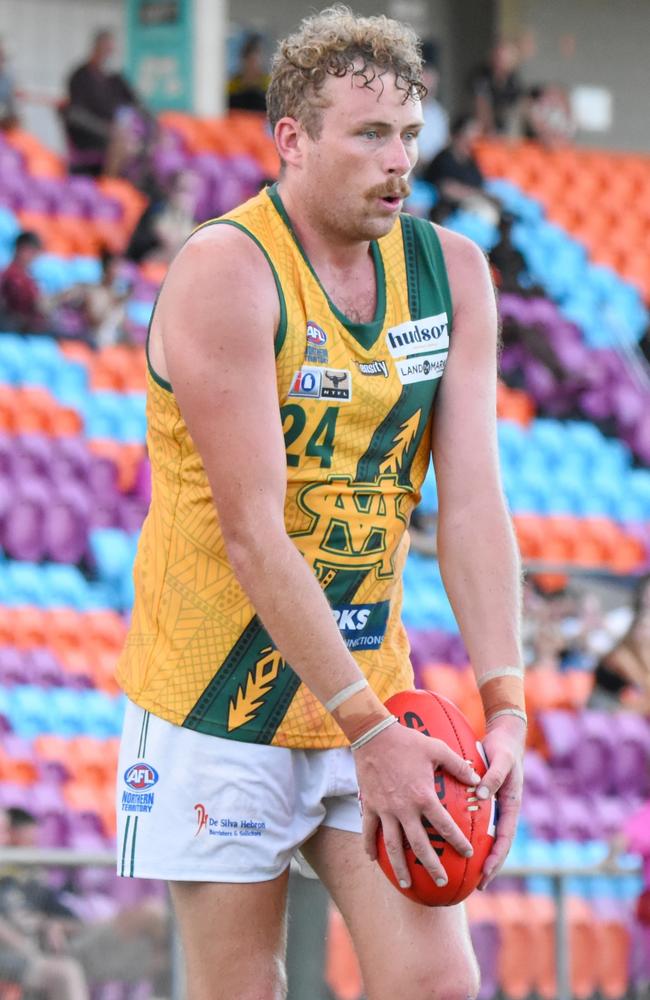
[
  {"xmin": 160, "ymin": 227, "xmax": 287, "ymax": 537},
  {"xmin": 431, "ymin": 230, "xmax": 501, "ymax": 513}
]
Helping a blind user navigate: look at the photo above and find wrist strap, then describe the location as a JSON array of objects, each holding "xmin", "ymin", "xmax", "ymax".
[
  {"xmin": 477, "ymin": 667, "xmax": 523, "ymax": 688},
  {"xmin": 350, "ymin": 715, "xmax": 398, "ymax": 751},
  {"xmin": 325, "ymin": 678, "xmax": 368, "ymax": 713},
  {"xmin": 486, "ymin": 708, "xmax": 528, "ymax": 726}
]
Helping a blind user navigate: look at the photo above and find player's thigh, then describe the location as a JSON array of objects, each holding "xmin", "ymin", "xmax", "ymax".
[
  {"xmin": 301, "ymin": 827, "xmax": 480, "ymax": 1000},
  {"xmin": 170, "ymin": 872, "xmax": 290, "ymax": 1000}
]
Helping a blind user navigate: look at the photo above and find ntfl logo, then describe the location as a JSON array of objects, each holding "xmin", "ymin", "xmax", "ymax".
[
  {"xmin": 124, "ymin": 762, "xmax": 159, "ymax": 790},
  {"xmin": 306, "ymin": 321, "xmax": 327, "ymax": 347}
]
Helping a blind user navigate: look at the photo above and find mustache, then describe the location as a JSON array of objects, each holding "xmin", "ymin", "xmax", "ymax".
[{"xmin": 367, "ymin": 180, "xmax": 411, "ymax": 199}]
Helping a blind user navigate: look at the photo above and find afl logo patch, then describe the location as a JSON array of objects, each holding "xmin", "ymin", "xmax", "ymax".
[
  {"xmin": 307, "ymin": 322, "xmax": 327, "ymax": 347},
  {"xmin": 124, "ymin": 763, "xmax": 159, "ymax": 790}
]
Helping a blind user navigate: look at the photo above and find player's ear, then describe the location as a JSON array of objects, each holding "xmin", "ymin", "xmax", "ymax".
[{"xmin": 274, "ymin": 117, "xmax": 306, "ymax": 167}]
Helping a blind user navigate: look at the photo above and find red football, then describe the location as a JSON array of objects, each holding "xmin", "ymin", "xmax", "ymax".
[{"xmin": 376, "ymin": 689, "xmax": 496, "ymax": 906}]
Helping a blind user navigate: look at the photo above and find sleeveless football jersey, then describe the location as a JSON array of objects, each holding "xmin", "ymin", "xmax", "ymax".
[{"xmin": 116, "ymin": 183, "xmax": 453, "ymax": 749}]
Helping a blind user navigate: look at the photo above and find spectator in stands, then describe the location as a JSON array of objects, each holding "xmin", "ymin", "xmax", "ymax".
[
  {"xmin": 0, "ymin": 807, "xmax": 172, "ymax": 995},
  {"xmin": 522, "ymin": 82, "xmax": 575, "ymax": 148},
  {"xmin": 424, "ymin": 114, "xmax": 501, "ymax": 226},
  {"xmin": 470, "ymin": 40, "xmax": 524, "ymax": 136},
  {"xmin": 414, "ymin": 40, "xmax": 449, "ymax": 175},
  {"xmin": 0, "ymin": 36, "xmax": 18, "ymax": 130},
  {"xmin": 0, "ymin": 809, "xmax": 90, "ymax": 1000},
  {"xmin": 63, "ymin": 29, "xmax": 140, "ymax": 177},
  {"xmin": 603, "ymin": 799, "xmax": 650, "ymax": 929},
  {"xmin": 127, "ymin": 169, "xmax": 200, "ymax": 264},
  {"xmin": 589, "ymin": 574, "xmax": 650, "ymax": 712},
  {"xmin": 227, "ymin": 32, "xmax": 269, "ymax": 113},
  {"xmin": 0, "ymin": 231, "xmax": 48, "ymax": 333},
  {"xmin": 82, "ymin": 250, "xmax": 131, "ymax": 347}
]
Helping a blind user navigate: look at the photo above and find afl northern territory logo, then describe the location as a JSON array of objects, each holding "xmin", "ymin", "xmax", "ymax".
[
  {"xmin": 307, "ymin": 321, "xmax": 327, "ymax": 346},
  {"xmin": 124, "ymin": 762, "xmax": 159, "ymax": 790}
]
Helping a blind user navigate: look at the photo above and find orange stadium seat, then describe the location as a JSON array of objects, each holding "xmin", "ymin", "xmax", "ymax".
[
  {"xmin": 10, "ymin": 607, "xmax": 49, "ymax": 648},
  {"xmin": 87, "ymin": 440, "xmax": 146, "ymax": 493},
  {"xmin": 0, "ymin": 746, "xmax": 38, "ymax": 785},
  {"xmin": 58, "ymin": 340, "xmax": 95, "ymax": 367},
  {"xmin": 593, "ymin": 910, "xmax": 631, "ymax": 1000},
  {"xmin": 325, "ymin": 905, "xmax": 364, "ymax": 1000},
  {"xmin": 420, "ymin": 663, "xmax": 467, "ymax": 705}
]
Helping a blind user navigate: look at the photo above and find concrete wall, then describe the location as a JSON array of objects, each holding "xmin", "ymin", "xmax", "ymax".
[{"xmin": 509, "ymin": 0, "xmax": 650, "ymax": 151}]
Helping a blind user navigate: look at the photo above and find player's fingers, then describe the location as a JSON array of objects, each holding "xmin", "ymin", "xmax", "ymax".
[
  {"xmin": 380, "ymin": 815, "xmax": 411, "ymax": 889},
  {"xmin": 402, "ymin": 816, "xmax": 447, "ymax": 886},
  {"xmin": 423, "ymin": 796, "xmax": 474, "ymax": 859},
  {"xmin": 476, "ymin": 747, "xmax": 512, "ymax": 801},
  {"xmin": 432, "ymin": 741, "xmax": 482, "ymax": 786},
  {"xmin": 362, "ymin": 808, "xmax": 379, "ymax": 861},
  {"xmin": 478, "ymin": 788, "xmax": 520, "ymax": 890}
]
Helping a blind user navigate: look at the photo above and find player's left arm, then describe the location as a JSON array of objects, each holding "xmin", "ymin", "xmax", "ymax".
[{"xmin": 431, "ymin": 226, "xmax": 525, "ymax": 889}]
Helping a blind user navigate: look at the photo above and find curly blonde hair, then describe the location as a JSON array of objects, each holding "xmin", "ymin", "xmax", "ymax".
[{"xmin": 266, "ymin": 5, "xmax": 426, "ymax": 138}]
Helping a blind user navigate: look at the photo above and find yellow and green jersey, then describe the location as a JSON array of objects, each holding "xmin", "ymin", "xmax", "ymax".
[{"xmin": 116, "ymin": 183, "xmax": 453, "ymax": 748}]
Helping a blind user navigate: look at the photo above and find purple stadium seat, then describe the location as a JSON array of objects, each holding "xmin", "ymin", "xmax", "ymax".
[
  {"xmin": 0, "ymin": 647, "xmax": 31, "ymax": 685},
  {"xmin": 13, "ymin": 434, "xmax": 53, "ymax": 479},
  {"xmin": 0, "ymin": 782, "xmax": 33, "ymax": 810},
  {"xmin": 88, "ymin": 454, "xmax": 120, "ymax": 496},
  {"xmin": 554, "ymin": 792, "xmax": 595, "ymax": 841},
  {"xmin": 577, "ymin": 712, "xmax": 618, "ymax": 793},
  {"xmin": 134, "ymin": 457, "xmax": 151, "ymax": 505},
  {"xmin": 470, "ymin": 920, "xmax": 500, "ymax": 1000},
  {"xmin": 50, "ymin": 436, "xmax": 92, "ymax": 482},
  {"xmin": 44, "ymin": 485, "xmax": 90, "ymax": 563},
  {"xmin": 522, "ymin": 793, "xmax": 559, "ymax": 839},
  {"xmin": 2, "ymin": 479, "xmax": 49, "ymax": 561},
  {"xmin": 609, "ymin": 714, "xmax": 650, "ymax": 797},
  {"xmin": 117, "ymin": 495, "xmax": 149, "ymax": 534},
  {"xmin": 536, "ymin": 710, "xmax": 580, "ymax": 788},
  {"xmin": 25, "ymin": 648, "xmax": 65, "ymax": 687},
  {"xmin": 523, "ymin": 749, "xmax": 552, "ymax": 797}
]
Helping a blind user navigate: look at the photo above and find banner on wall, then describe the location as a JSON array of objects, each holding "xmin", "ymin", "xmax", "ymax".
[{"xmin": 125, "ymin": 0, "xmax": 193, "ymax": 111}]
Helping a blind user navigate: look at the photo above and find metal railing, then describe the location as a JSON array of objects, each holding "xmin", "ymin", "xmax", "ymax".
[{"xmin": 0, "ymin": 848, "xmax": 641, "ymax": 1000}]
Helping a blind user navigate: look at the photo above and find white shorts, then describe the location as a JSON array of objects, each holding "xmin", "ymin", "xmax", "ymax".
[{"xmin": 116, "ymin": 699, "xmax": 362, "ymax": 882}]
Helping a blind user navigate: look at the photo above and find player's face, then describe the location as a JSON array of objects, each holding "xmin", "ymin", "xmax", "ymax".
[{"xmin": 300, "ymin": 69, "xmax": 423, "ymax": 242}]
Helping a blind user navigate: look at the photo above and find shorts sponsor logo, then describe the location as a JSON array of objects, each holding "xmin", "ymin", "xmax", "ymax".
[
  {"xmin": 395, "ymin": 353, "xmax": 447, "ymax": 385},
  {"xmin": 306, "ymin": 321, "xmax": 328, "ymax": 347},
  {"xmin": 356, "ymin": 360, "xmax": 389, "ymax": 378},
  {"xmin": 332, "ymin": 601, "xmax": 390, "ymax": 650},
  {"xmin": 124, "ymin": 762, "xmax": 158, "ymax": 790},
  {"xmin": 193, "ymin": 803, "xmax": 267, "ymax": 838},
  {"xmin": 385, "ymin": 313, "xmax": 449, "ymax": 358},
  {"xmin": 288, "ymin": 366, "xmax": 322, "ymax": 399},
  {"xmin": 321, "ymin": 369, "xmax": 352, "ymax": 401}
]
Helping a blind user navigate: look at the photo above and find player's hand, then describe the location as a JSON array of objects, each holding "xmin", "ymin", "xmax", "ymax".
[
  {"xmin": 475, "ymin": 714, "xmax": 526, "ymax": 890},
  {"xmin": 353, "ymin": 722, "xmax": 482, "ymax": 889}
]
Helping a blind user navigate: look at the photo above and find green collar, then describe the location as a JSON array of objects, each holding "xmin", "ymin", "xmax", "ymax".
[{"xmin": 267, "ymin": 182, "xmax": 387, "ymax": 351}]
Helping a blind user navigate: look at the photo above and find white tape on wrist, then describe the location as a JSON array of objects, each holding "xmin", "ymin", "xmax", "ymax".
[
  {"xmin": 325, "ymin": 678, "xmax": 369, "ymax": 713},
  {"xmin": 350, "ymin": 714, "xmax": 398, "ymax": 751},
  {"xmin": 486, "ymin": 708, "xmax": 528, "ymax": 726},
  {"xmin": 477, "ymin": 667, "xmax": 524, "ymax": 688}
]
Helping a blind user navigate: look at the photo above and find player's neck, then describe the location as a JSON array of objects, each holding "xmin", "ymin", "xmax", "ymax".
[{"xmin": 277, "ymin": 182, "xmax": 372, "ymax": 274}]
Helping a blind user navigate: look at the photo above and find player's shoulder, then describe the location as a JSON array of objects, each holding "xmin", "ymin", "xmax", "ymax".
[
  {"xmin": 431, "ymin": 223, "xmax": 493, "ymax": 312},
  {"xmin": 162, "ymin": 218, "xmax": 280, "ymax": 310}
]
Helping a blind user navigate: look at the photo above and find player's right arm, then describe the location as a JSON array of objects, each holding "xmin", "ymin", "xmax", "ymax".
[{"xmin": 156, "ymin": 224, "xmax": 478, "ymax": 886}]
